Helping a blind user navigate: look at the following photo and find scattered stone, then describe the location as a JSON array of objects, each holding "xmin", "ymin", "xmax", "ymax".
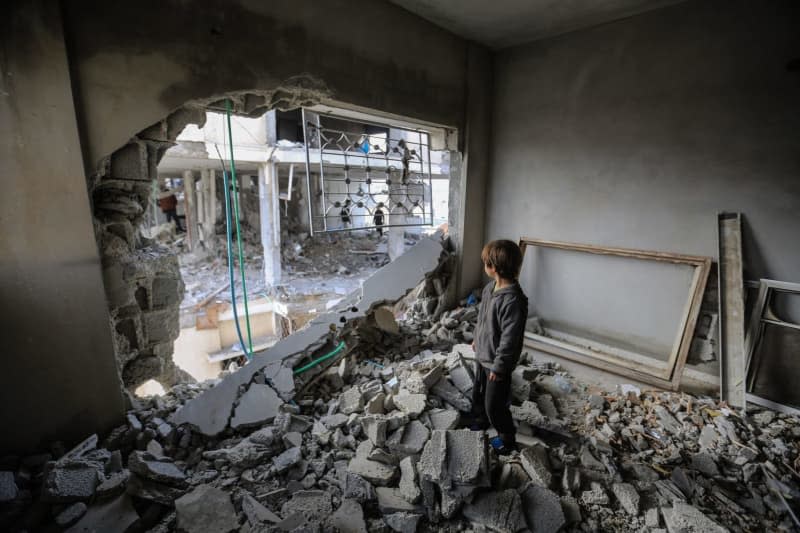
[
  {"xmin": 128, "ymin": 451, "xmax": 186, "ymax": 486},
  {"xmin": 661, "ymin": 502, "xmax": 728, "ymax": 533},
  {"xmin": 393, "ymin": 394, "xmax": 427, "ymax": 418},
  {"xmin": 645, "ymin": 507, "xmax": 660, "ymax": 527},
  {"xmin": 691, "ymin": 452, "xmax": 720, "ymax": 477},
  {"xmin": 282, "ymin": 490, "xmax": 333, "ymax": 523},
  {"xmin": 362, "ymin": 416, "xmax": 388, "ymax": 447},
  {"xmin": 462, "ymin": 489, "xmax": 526, "ymax": 532},
  {"xmin": 273, "ymin": 447, "xmax": 303, "ymax": 473},
  {"xmin": 387, "ymin": 420, "xmax": 430, "ymax": 455},
  {"xmin": 365, "ymin": 393, "xmax": 387, "ymax": 414},
  {"xmin": 521, "ymin": 484, "xmax": 566, "ymax": 533},
  {"xmin": 588, "ymin": 394, "xmax": 605, "ymax": 410},
  {"xmin": 520, "ymin": 444, "xmax": 552, "ymax": 487},
  {"xmin": 344, "ymin": 472, "xmax": 376, "ymax": 503},
  {"xmin": 430, "ymin": 379, "xmax": 472, "ymax": 412},
  {"xmin": 612, "ymin": 482, "xmax": 640, "ymax": 516},
  {"xmin": 242, "ymin": 492, "xmax": 281, "ymax": 525},
  {"xmin": 348, "ymin": 456, "xmax": 397, "ymax": 486},
  {"xmin": 42, "ymin": 461, "xmax": 101, "ymax": 502},
  {"xmin": 55, "ymin": 502, "xmax": 88, "ymax": 528},
  {"xmin": 329, "ymin": 498, "xmax": 367, "ymax": 533},
  {"xmin": 560, "ymin": 496, "xmax": 582, "ymax": 524},
  {"xmin": 384, "ymin": 512, "xmax": 422, "ymax": 533},
  {"xmin": 283, "ymin": 431, "xmax": 303, "ymax": 449},
  {"xmin": 376, "ymin": 487, "xmax": 422, "ymax": 514},
  {"xmin": 64, "ymin": 494, "xmax": 138, "ymax": 533},
  {"xmin": 428, "ymin": 408, "xmax": 460, "ymax": 430},
  {"xmin": 399, "ymin": 457, "xmax": 421, "ymax": 503},
  {"xmin": 175, "ymin": 485, "xmax": 238, "ymax": 533},
  {"xmin": 95, "ymin": 470, "xmax": 129, "ymax": 500},
  {"xmin": 581, "ymin": 482, "xmax": 610, "ymax": 506},
  {"xmin": 341, "ymin": 387, "xmax": 365, "ymax": 415},
  {"xmin": 125, "ymin": 474, "xmax": 186, "ymax": 505}
]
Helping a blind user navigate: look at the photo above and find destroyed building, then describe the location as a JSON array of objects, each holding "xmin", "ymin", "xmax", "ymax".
[{"xmin": 3, "ymin": 0, "xmax": 800, "ymax": 532}]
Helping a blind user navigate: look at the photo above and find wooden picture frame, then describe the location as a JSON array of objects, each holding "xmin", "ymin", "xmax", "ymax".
[{"xmin": 518, "ymin": 238, "xmax": 712, "ymax": 390}]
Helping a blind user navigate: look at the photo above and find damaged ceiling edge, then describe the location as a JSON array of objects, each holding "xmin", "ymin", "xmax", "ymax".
[{"xmin": 171, "ymin": 236, "xmax": 448, "ymax": 436}]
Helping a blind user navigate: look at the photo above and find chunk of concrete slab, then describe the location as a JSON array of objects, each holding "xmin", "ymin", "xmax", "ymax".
[
  {"xmin": 393, "ymin": 393, "xmax": 427, "ymax": 418},
  {"xmin": 41, "ymin": 461, "xmax": 101, "ymax": 502},
  {"xmin": 347, "ymin": 456, "xmax": 397, "ymax": 486},
  {"xmin": 55, "ymin": 502, "xmax": 87, "ymax": 528},
  {"xmin": 0, "ymin": 471, "xmax": 18, "ymax": 502},
  {"xmin": 661, "ymin": 502, "xmax": 728, "ymax": 533},
  {"xmin": 430, "ymin": 379, "xmax": 471, "ymax": 412},
  {"xmin": 362, "ymin": 416, "xmax": 388, "ymax": 447},
  {"xmin": 462, "ymin": 489, "xmax": 526, "ymax": 532},
  {"xmin": 520, "ymin": 444, "xmax": 552, "ymax": 487},
  {"xmin": 273, "ymin": 447, "xmax": 303, "ymax": 473},
  {"xmin": 230, "ymin": 383, "xmax": 283, "ymax": 429},
  {"xmin": 612, "ymin": 482, "xmax": 641, "ymax": 516},
  {"xmin": 376, "ymin": 487, "xmax": 423, "ymax": 515},
  {"xmin": 374, "ymin": 306, "xmax": 400, "ymax": 334},
  {"xmin": 365, "ymin": 393, "xmax": 386, "ymax": 415},
  {"xmin": 281, "ymin": 490, "xmax": 333, "ymax": 522},
  {"xmin": 418, "ymin": 430, "xmax": 489, "ymax": 488},
  {"xmin": 65, "ymin": 494, "xmax": 138, "ymax": 533},
  {"xmin": 581, "ymin": 482, "xmax": 610, "ymax": 506},
  {"xmin": 447, "ymin": 362, "xmax": 474, "ymax": 395},
  {"xmin": 329, "ymin": 498, "xmax": 368, "ymax": 533},
  {"xmin": 384, "ymin": 512, "xmax": 422, "ymax": 533},
  {"xmin": 242, "ymin": 492, "xmax": 281, "ymax": 525},
  {"xmin": 399, "ymin": 457, "xmax": 421, "ymax": 504},
  {"xmin": 561, "ymin": 496, "xmax": 582, "ymax": 524},
  {"xmin": 125, "ymin": 474, "xmax": 186, "ymax": 505},
  {"xmin": 175, "ymin": 485, "xmax": 238, "ymax": 533},
  {"xmin": 428, "ymin": 408, "xmax": 460, "ymax": 430},
  {"xmin": 341, "ymin": 387, "xmax": 365, "ymax": 415},
  {"xmin": 520, "ymin": 484, "xmax": 565, "ymax": 533},
  {"xmin": 387, "ymin": 420, "xmax": 430, "ymax": 455},
  {"xmin": 128, "ymin": 451, "xmax": 186, "ymax": 486},
  {"xmin": 344, "ymin": 472, "xmax": 376, "ymax": 503}
]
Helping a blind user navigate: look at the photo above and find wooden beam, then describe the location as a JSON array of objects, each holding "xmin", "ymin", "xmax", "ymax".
[{"xmin": 718, "ymin": 212, "xmax": 746, "ymax": 408}]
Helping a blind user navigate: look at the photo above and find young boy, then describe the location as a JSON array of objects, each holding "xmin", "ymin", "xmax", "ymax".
[{"xmin": 472, "ymin": 239, "xmax": 529, "ymax": 454}]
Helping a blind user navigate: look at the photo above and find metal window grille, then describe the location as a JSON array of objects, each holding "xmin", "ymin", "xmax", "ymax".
[{"xmin": 302, "ymin": 109, "xmax": 434, "ymax": 235}]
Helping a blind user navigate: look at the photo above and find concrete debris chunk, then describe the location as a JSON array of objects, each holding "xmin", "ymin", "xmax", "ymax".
[
  {"xmin": 428, "ymin": 408, "xmax": 460, "ymax": 430},
  {"xmin": 329, "ymin": 498, "xmax": 367, "ymax": 533},
  {"xmin": 581, "ymin": 482, "xmax": 610, "ymax": 506},
  {"xmin": 65, "ymin": 494, "xmax": 139, "ymax": 533},
  {"xmin": 0, "ymin": 471, "xmax": 18, "ymax": 502},
  {"xmin": 384, "ymin": 511, "xmax": 422, "ymax": 533},
  {"xmin": 612, "ymin": 482, "xmax": 641, "ymax": 516},
  {"xmin": 242, "ymin": 492, "xmax": 281, "ymax": 525},
  {"xmin": 399, "ymin": 457, "xmax": 421, "ymax": 503},
  {"xmin": 230, "ymin": 383, "xmax": 283, "ymax": 429},
  {"xmin": 281, "ymin": 490, "xmax": 333, "ymax": 523},
  {"xmin": 662, "ymin": 502, "xmax": 729, "ymax": 533},
  {"xmin": 462, "ymin": 489, "xmax": 526, "ymax": 532},
  {"xmin": 560, "ymin": 495, "xmax": 582, "ymax": 524},
  {"xmin": 362, "ymin": 415, "xmax": 388, "ymax": 447},
  {"xmin": 430, "ymin": 379, "xmax": 472, "ymax": 412},
  {"xmin": 125, "ymin": 474, "xmax": 186, "ymax": 505},
  {"xmin": 376, "ymin": 487, "xmax": 422, "ymax": 514},
  {"xmin": 520, "ymin": 444, "xmax": 552, "ymax": 487},
  {"xmin": 521, "ymin": 484, "xmax": 566, "ymax": 533},
  {"xmin": 202, "ymin": 439, "xmax": 271, "ymax": 469},
  {"xmin": 42, "ymin": 461, "xmax": 101, "ymax": 502},
  {"xmin": 365, "ymin": 392, "xmax": 386, "ymax": 414},
  {"xmin": 393, "ymin": 393, "xmax": 427, "ymax": 418},
  {"xmin": 344, "ymin": 472, "xmax": 376, "ymax": 503},
  {"xmin": 341, "ymin": 386, "xmax": 365, "ymax": 415},
  {"xmin": 274, "ymin": 446, "xmax": 303, "ymax": 473},
  {"xmin": 387, "ymin": 420, "xmax": 430, "ymax": 455},
  {"xmin": 95, "ymin": 470, "xmax": 129, "ymax": 500},
  {"xmin": 347, "ymin": 456, "xmax": 397, "ymax": 486},
  {"xmin": 127, "ymin": 451, "xmax": 186, "ymax": 486},
  {"xmin": 55, "ymin": 502, "xmax": 88, "ymax": 528},
  {"xmin": 175, "ymin": 484, "xmax": 238, "ymax": 533}
]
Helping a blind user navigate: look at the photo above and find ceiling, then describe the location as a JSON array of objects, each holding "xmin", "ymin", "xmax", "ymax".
[{"xmin": 389, "ymin": 0, "xmax": 684, "ymax": 49}]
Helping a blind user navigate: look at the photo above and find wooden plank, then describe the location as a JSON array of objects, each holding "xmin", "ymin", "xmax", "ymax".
[
  {"xmin": 519, "ymin": 237, "xmax": 712, "ymax": 390},
  {"xmin": 718, "ymin": 212, "xmax": 746, "ymax": 408}
]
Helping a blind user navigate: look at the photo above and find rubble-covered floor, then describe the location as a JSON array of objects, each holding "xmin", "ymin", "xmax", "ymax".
[{"xmin": 3, "ymin": 236, "xmax": 799, "ymax": 532}]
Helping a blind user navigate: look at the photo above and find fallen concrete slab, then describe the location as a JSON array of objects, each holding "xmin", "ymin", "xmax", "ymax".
[
  {"xmin": 172, "ymin": 237, "xmax": 444, "ymax": 436},
  {"xmin": 175, "ymin": 484, "xmax": 238, "ymax": 533}
]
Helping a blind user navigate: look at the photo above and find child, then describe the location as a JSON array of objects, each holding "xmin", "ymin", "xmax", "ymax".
[{"xmin": 472, "ymin": 239, "xmax": 529, "ymax": 454}]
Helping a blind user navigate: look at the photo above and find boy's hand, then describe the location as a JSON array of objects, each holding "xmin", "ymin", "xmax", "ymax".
[{"xmin": 489, "ymin": 371, "xmax": 502, "ymax": 382}]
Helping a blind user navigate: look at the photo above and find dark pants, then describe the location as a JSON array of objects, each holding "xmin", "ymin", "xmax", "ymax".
[
  {"xmin": 472, "ymin": 362, "xmax": 516, "ymax": 443},
  {"xmin": 164, "ymin": 209, "xmax": 183, "ymax": 231}
]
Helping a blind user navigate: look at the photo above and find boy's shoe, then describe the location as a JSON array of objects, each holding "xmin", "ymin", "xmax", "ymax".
[{"xmin": 490, "ymin": 436, "xmax": 517, "ymax": 455}]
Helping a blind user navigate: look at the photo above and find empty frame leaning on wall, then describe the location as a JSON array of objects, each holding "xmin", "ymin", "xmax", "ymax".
[{"xmin": 518, "ymin": 238, "xmax": 712, "ymax": 391}]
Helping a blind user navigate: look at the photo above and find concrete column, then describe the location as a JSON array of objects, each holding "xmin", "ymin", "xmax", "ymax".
[
  {"xmin": 296, "ymin": 169, "xmax": 310, "ymax": 232},
  {"xmin": 388, "ymin": 217, "xmax": 405, "ymax": 261},
  {"xmin": 208, "ymin": 169, "xmax": 217, "ymax": 251},
  {"xmin": 258, "ymin": 163, "xmax": 281, "ymax": 285},
  {"xmin": 183, "ymin": 169, "xmax": 196, "ymax": 251}
]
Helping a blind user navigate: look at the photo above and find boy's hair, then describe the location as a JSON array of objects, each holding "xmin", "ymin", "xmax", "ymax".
[{"xmin": 481, "ymin": 240, "xmax": 523, "ymax": 280}]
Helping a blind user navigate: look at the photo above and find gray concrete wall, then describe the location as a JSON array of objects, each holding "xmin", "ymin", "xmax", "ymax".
[
  {"xmin": 487, "ymin": 0, "xmax": 800, "ymax": 355},
  {"xmin": 0, "ymin": 1, "xmax": 125, "ymax": 453}
]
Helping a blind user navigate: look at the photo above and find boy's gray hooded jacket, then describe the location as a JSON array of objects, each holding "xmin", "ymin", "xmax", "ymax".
[{"xmin": 474, "ymin": 281, "xmax": 529, "ymax": 376}]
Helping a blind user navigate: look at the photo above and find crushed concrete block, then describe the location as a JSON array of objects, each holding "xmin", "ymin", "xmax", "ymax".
[
  {"xmin": 0, "ymin": 471, "xmax": 18, "ymax": 502},
  {"xmin": 283, "ymin": 431, "xmax": 303, "ymax": 449},
  {"xmin": 428, "ymin": 408, "xmax": 460, "ymax": 430},
  {"xmin": 430, "ymin": 379, "xmax": 471, "ymax": 412},
  {"xmin": 418, "ymin": 430, "xmax": 489, "ymax": 488},
  {"xmin": 511, "ymin": 367, "xmax": 532, "ymax": 403},
  {"xmin": 511, "ymin": 400, "xmax": 545, "ymax": 426},
  {"xmin": 612, "ymin": 482, "xmax": 640, "ymax": 516},
  {"xmin": 202, "ymin": 439, "xmax": 271, "ymax": 469},
  {"xmin": 64, "ymin": 494, "xmax": 139, "ymax": 533},
  {"xmin": 329, "ymin": 498, "xmax": 367, "ymax": 533},
  {"xmin": 691, "ymin": 452, "xmax": 720, "ymax": 477},
  {"xmin": 447, "ymin": 360, "xmax": 474, "ymax": 395},
  {"xmin": 521, "ymin": 484, "xmax": 566, "ymax": 533},
  {"xmin": 387, "ymin": 420, "xmax": 430, "ymax": 455},
  {"xmin": 374, "ymin": 306, "xmax": 400, "ymax": 334},
  {"xmin": 365, "ymin": 392, "xmax": 386, "ymax": 414},
  {"xmin": 175, "ymin": 485, "xmax": 238, "ymax": 533},
  {"xmin": 242, "ymin": 492, "xmax": 281, "ymax": 525},
  {"xmin": 699, "ymin": 425, "xmax": 720, "ymax": 451},
  {"xmin": 560, "ymin": 496, "xmax": 582, "ymax": 524},
  {"xmin": 399, "ymin": 457, "xmax": 421, "ymax": 504},
  {"xmin": 376, "ymin": 487, "xmax": 422, "ymax": 514},
  {"xmin": 520, "ymin": 444, "xmax": 552, "ymax": 487},
  {"xmin": 581, "ymin": 482, "xmax": 610, "ymax": 506},
  {"xmin": 55, "ymin": 502, "xmax": 88, "ymax": 528},
  {"xmin": 128, "ymin": 451, "xmax": 186, "ymax": 486},
  {"xmin": 347, "ymin": 457, "xmax": 397, "ymax": 486},
  {"xmin": 384, "ymin": 512, "xmax": 422, "ymax": 533},
  {"xmin": 661, "ymin": 502, "xmax": 728, "ymax": 533},
  {"xmin": 231, "ymin": 384, "xmax": 283, "ymax": 429},
  {"xmin": 393, "ymin": 393, "xmax": 427, "ymax": 418},
  {"xmin": 274, "ymin": 447, "xmax": 303, "ymax": 473},
  {"xmin": 536, "ymin": 394, "xmax": 559, "ymax": 418},
  {"xmin": 42, "ymin": 461, "xmax": 102, "ymax": 502},
  {"xmin": 96, "ymin": 470, "xmax": 129, "ymax": 500},
  {"xmin": 341, "ymin": 386, "xmax": 365, "ymax": 415},
  {"xmin": 325, "ymin": 366, "xmax": 345, "ymax": 390},
  {"xmin": 344, "ymin": 472, "xmax": 376, "ymax": 503},
  {"xmin": 645, "ymin": 507, "xmax": 660, "ymax": 527},
  {"xmin": 369, "ymin": 447, "xmax": 397, "ymax": 465},
  {"xmin": 421, "ymin": 364, "xmax": 444, "ymax": 389},
  {"xmin": 362, "ymin": 416, "xmax": 388, "ymax": 447},
  {"xmin": 580, "ymin": 447, "xmax": 606, "ymax": 472},
  {"xmin": 653, "ymin": 405, "xmax": 682, "ymax": 435},
  {"xmin": 463, "ymin": 489, "xmax": 526, "ymax": 532},
  {"xmin": 282, "ymin": 490, "xmax": 333, "ymax": 523},
  {"xmin": 321, "ymin": 413, "xmax": 349, "ymax": 430},
  {"xmin": 125, "ymin": 474, "xmax": 186, "ymax": 505}
]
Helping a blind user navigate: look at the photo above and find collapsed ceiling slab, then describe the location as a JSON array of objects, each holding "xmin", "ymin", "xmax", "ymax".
[{"xmin": 171, "ymin": 236, "xmax": 447, "ymax": 436}]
